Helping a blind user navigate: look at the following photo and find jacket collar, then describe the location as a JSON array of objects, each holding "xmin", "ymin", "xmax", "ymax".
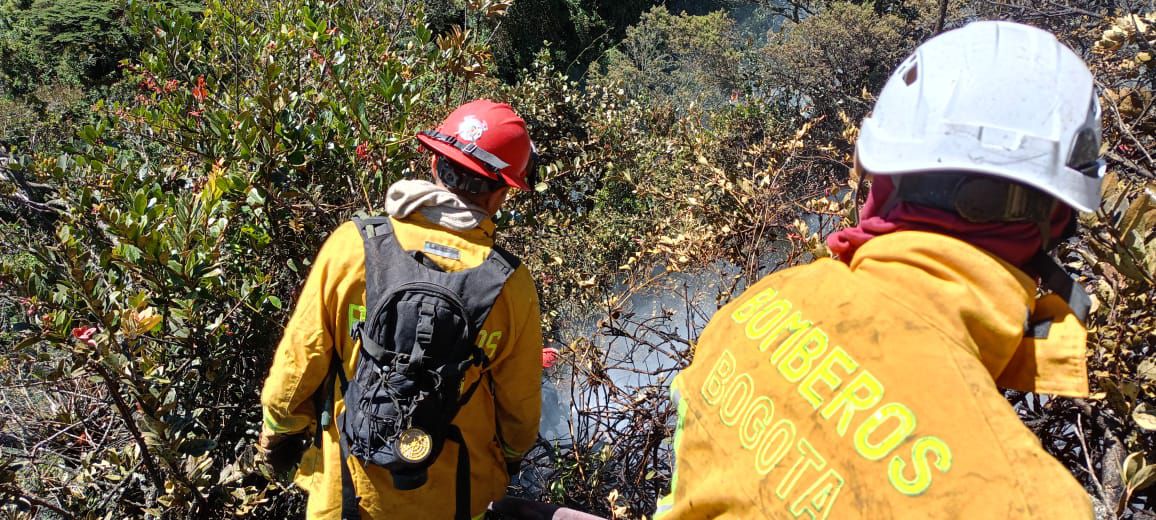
[{"xmin": 404, "ymin": 210, "xmax": 496, "ymax": 241}]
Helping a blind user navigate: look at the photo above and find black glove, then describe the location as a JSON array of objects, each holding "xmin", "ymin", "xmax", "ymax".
[
  {"xmin": 256, "ymin": 432, "xmax": 310, "ymax": 482},
  {"xmin": 489, "ymin": 496, "xmax": 560, "ymax": 520}
]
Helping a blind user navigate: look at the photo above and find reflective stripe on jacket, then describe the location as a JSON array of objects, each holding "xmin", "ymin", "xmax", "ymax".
[
  {"xmin": 260, "ymin": 213, "xmax": 543, "ymax": 519},
  {"xmin": 656, "ymin": 231, "xmax": 1091, "ymax": 519}
]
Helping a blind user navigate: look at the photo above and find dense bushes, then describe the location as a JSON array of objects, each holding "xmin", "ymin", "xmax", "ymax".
[
  {"xmin": 0, "ymin": 0, "xmax": 519, "ymax": 514},
  {"xmin": 1, "ymin": 1, "xmax": 1154, "ymax": 518}
]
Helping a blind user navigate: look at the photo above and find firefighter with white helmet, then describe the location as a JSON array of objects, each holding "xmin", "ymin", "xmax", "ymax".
[{"xmin": 658, "ymin": 21, "xmax": 1101, "ymax": 519}]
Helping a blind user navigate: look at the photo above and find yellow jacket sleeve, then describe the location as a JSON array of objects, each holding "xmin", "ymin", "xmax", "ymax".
[
  {"xmin": 260, "ymin": 225, "xmax": 357, "ymax": 435},
  {"xmin": 487, "ymin": 265, "xmax": 543, "ymax": 461}
]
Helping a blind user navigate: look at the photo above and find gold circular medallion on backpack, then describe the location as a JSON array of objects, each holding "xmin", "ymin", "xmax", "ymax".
[{"xmin": 397, "ymin": 428, "xmax": 432, "ymax": 463}]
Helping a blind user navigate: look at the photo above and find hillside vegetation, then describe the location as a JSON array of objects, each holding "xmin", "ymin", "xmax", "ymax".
[{"xmin": 1, "ymin": 0, "xmax": 1154, "ymax": 518}]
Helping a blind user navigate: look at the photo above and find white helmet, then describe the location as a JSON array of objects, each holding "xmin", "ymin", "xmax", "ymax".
[{"xmin": 856, "ymin": 21, "xmax": 1104, "ymax": 212}]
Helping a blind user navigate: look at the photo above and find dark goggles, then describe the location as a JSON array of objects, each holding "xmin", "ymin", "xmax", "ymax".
[
  {"xmin": 435, "ymin": 156, "xmax": 504, "ymax": 194},
  {"xmin": 894, "ymin": 173, "xmax": 1056, "ymax": 224}
]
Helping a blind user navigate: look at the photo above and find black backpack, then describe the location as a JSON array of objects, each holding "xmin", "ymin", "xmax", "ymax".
[{"xmin": 325, "ymin": 216, "xmax": 519, "ymax": 520}]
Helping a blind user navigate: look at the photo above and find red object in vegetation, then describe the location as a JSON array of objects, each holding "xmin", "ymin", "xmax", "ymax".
[
  {"xmin": 192, "ymin": 75, "xmax": 208, "ymax": 103},
  {"xmin": 71, "ymin": 326, "xmax": 98, "ymax": 347},
  {"xmin": 22, "ymin": 299, "xmax": 37, "ymax": 318},
  {"xmin": 356, "ymin": 142, "xmax": 370, "ymax": 161},
  {"xmin": 541, "ymin": 347, "xmax": 560, "ymax": 369},
  {"xmin": 139, "ymin": 77, "xmax": 160, "ymax": 93}
]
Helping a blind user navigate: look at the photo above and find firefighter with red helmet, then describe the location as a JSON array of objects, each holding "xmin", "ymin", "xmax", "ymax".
[{"xmin": 259, "ymin": 100, "xmax": 543, "ymax": 519}]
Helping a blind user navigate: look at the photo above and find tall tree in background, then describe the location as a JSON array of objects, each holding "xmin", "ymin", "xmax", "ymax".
[{"xmin": 0, "ymin": 0, "xmax": 150, "ymax": 151}]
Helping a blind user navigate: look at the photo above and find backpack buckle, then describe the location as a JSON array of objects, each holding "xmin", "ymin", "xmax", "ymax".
[
  {"xmin": 396, "ymin": 304, "xmax": 437, "ymax": 374},
  {"xmin": 415, "ymin": 304, "xmax": 436, "ymax": 345}
]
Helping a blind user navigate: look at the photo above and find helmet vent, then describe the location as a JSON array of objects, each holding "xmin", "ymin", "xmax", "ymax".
[{"xmin": 902, "ymin": 64, "xmax": 918, "ymax": 86}]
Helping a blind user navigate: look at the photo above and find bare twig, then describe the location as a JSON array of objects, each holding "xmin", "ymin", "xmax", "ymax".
[
  {"xmin": 88, "ymin": 362, "xmax": 167, "ymax": 491},
  {"xmin": 936, "ymin": 0, "xmax": 950, "ymax": 33},
  {"xmin": 1107, "ymin": 151, "xmax": 1156, "ymax": 179},
  {"xmin": 1077, "ymin": 415, "xmax": 1108, "ymax": 502},
  {"xmin": 1100, "ymin": 79, "xmax": 1156, "ymax": 168},
  {"xmin": 0, "ymin": 484, "xmax": 77, "ymax": 519}
]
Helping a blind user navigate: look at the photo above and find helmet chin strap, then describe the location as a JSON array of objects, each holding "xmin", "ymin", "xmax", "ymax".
[{"xmin": 1038, "ymin": 220, "xmax": 1054, "ymax": 253}]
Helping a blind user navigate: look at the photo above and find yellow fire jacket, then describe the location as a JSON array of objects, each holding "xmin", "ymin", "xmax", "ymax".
[
  {"xmin": 260, "ymin": 213, "xmax": 543, "ymax": 519},
  {"xmin": 656, "ymin": 231, "xmax": 1092, "ymax": 519}
]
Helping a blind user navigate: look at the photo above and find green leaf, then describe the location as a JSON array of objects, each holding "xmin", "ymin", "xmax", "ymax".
[
  {"xmin": 129, "ymin": 290, "xmax": 149, "ymax": 308},
  {"xmin": 246, "ymin": 187, "xmax": 266, "ymax": 207},
  {"xmin": 1128, "ymin": 462, "xmax": 1156, "ymax": 494},
  {"xmin": 13, "ymin": 336, "xmax": 41, "ymax": 351},
  {"xmin": 287, "ymin": 150, "xmax": 307, "ymax": 167},
  {"xmin": 1130, "ymin": 463, "xmax": 1156, "ymax": 494},
  {"xmin": 1140, "ymin": 359, "xmax": 1156, "ymax": 384},
  {"xmin": 267, "ymin": 295, "xmax": 283, "ymax": 310},
  {"xmin": 1133, "ymin": 403, "xmax": 1156, "ymax": 431},
  {"xmin": 1124, "ymin": 452, "xmax": 1144, "ymax": 482},
  {"xmin": 115, "ymin": 243, "xmax": 143, "ymax": 263},
  {"xmin": 133, "ymin": 191, "xmax": 148, "ymax": 214}
]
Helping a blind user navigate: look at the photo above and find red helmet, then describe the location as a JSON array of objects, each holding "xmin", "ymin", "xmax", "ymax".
[{"xmin": 416, "ymin": 100, "xmax": 533, "ymax": 190}]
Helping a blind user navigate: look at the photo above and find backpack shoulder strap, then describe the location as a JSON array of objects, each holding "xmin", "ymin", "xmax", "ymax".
[
  {"xmin": 353, "ymin": 216, "xmax": 413, "ymax": 317},
  {"xmin": 446, "ymin": 425, "xmax": 472, "ymax": 520},
  {"xmin": 453, "ymin": 244, "xmax": 521, "ymax": 333},
  {"xmin": 351, "ymin": 215, "xmax": 395, "ymax": 241},
  {"xmin": 488, "ymin": 243, "xmax": 522, "ymax": 272},
  {"xmin": 316, "ymin": 349, "xmax": 359, "ymax": 519},
  {"xmin": 476, "ymin": 243, "xmax": 521, "ymax": 287}
]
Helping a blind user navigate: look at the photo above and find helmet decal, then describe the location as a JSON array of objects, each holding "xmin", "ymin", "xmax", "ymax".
[
  {"xmin": 456, "ymin": 115, "xmax": 488, "ymax": 142},
  {"xmin": 417, "ymin": 99, "xmax": 533, "ymax": 189}
]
